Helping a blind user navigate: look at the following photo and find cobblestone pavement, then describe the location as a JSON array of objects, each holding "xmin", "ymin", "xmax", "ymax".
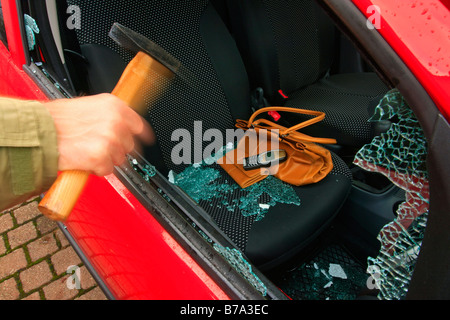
[{"xmin": 0, "ymin": 198, "xmax": 107, "ymax": 300}]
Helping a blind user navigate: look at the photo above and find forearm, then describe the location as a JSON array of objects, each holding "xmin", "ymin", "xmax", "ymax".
[
  {"xmin": 1, "ymin": 93, "xmax": 153, "ymax": 212},
  {"xmin": 0, "ymin": 98, "xmax": 59, "ymax": 212}
]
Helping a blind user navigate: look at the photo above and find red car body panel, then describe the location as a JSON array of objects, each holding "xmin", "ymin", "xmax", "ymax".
[
  {"xmin": 353, "ymin": 0, "xmax": 450, "ymax": 121},
  {"xmin": 65, "ymin": 174, "xmax": 230, "ymax": 300},
  {"xmin": 0, "ymin": 0, "xmax": 449, "ymax": 299},
  {"xmin": 1, "ymin": 0, "xmax": 26, "ymax": 68},
  {"xmin": 0, "ymin": 43, "xmax": 42, "ymax": 100},
  {"xmin": 0, "ymin": 0, "xmax": 45, "ymax": 100}
]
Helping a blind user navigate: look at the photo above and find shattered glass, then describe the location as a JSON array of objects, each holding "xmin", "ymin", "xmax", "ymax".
[
  {"xmin": 213, "ymin": 243, "xmax": 268, "ymax": 297},
  {"xmin": 129, "ymin": 154, "xmax": 270, "ymax": 297},
  {"xmin": 165, "ymin": 144, "xmax": 302, "ymax": 297},
  {"xmin": 354, "ymin": 89, "xmax": 429, "ymax": 300},
  {"xmin": 24, "ymin": 14, "xmax": 39, "ymax": 51},
  {"xmin": 164, "ymin": 142, "xmax": 305, "ymax": 297},
  {"xmin": 170, "ymin": 146, "xmax": 301, "ymax": 222},
  {"xmin": 192, "ymin": 222, "xmax": 268, "ymax": 297},
  {"xmin": 130, "ymin": 157, "xmax": 157, "ymax": 180},
  {"xmin": 277, "ymin": 245, "xmax": 368, "ymax": 300}
]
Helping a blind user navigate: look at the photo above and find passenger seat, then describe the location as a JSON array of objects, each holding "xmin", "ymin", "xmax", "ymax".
[
  {"xmin": 226, "ymin": 0, "xmax": 389, "ymax": 148},
  {"xmin": 65, "ymin": 0, "xmax": 352, "ymax": 271}
]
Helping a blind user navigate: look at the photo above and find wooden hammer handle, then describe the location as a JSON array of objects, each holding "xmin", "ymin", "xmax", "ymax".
[{"xmin": 38, "ymin": 52, "xmax": 174, "ymax": 221}]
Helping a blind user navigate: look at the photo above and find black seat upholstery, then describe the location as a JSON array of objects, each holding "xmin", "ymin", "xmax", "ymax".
[
  {"xmin": 66, "ymin": 0, "xmax": 352, "ymax": 270},
  {"xmin": 226, "ymin": 0, "xmax": 388, "ymax": 148}
]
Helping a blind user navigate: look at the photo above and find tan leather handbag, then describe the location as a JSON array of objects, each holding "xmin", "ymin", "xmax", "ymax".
[{"xmin": 218, "ymin": 107, "xmax": 336, "ymax": 188}]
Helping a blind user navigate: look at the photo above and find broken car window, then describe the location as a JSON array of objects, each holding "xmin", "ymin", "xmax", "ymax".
[{"xmin": 354, "ymin": 89, "xmax": 429, "ymax": 300}]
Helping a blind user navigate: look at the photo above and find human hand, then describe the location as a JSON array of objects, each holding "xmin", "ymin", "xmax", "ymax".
[{"xmin": 44, "ymin": 93, "xmax": 154, "ymax": 176}]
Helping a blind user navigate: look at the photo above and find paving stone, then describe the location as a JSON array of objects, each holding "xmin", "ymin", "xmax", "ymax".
[
  {"xmin": 0, "ymin": 277, "xmax": 20, "ymax": 300},
  {"xmin": 0, "ymin": 213, "xmax": 14, "ymax": 234},
  {"xmin": 36, "ymin": 215, "xmax": 58, "ymax": 235},
  {"xmin": 79, "ymin": 266, "xmax": 97, "ymax": 289},
  {"xmin": 0, "ymin": 203, "xmax": 22, "ymax": 214},
  {"xmin": 76, "ymin": 287, "xmax": 107, "ymax": 300},
  {"xmin": 21, "ymin": 291, "xmax": 41, "ymax": 300},
  {"xmin": 55, "ymin": 228, "xmax": 69, "ymax": 247},
  {"xmin": 0, "ymin": 238, "xmax": 6, "ymax": 256},
  {"xmin": 27, "ymin": 234, "xmax": 59, "ymax": 262},
  {"xmin": 51, "ymin": 247, "xmax": 82, "ymax": 275},
  {"xmin": 14, "ymin": 202, "xmax": 41, "ymax": 225},
  {"xmin": 43, "ymin": 275, "xmax": 79, "ymax": 300},
  {"xmin": 1, "ymin": 202, "xmax": 103, "ymax": 300},
  {"xmin": 20, "ymin": 261, "xmax": 53, "ymax": 293},
  {"xmin": 7, "ymin": 222, "xmax": 37, "ymax": 249},
  {"xmin": 0, "ymin": 248, "xmax": 27, "ymax": 279}
]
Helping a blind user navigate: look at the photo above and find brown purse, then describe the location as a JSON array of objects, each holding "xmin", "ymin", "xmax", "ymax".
[{"xmin": 218, "ymin": 107, "xmax": 336, "ymax": 188}]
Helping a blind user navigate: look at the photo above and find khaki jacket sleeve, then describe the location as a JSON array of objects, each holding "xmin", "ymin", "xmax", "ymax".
[{"xmin": 0, "ymin": 97, "xmax": 59, "ymax": 212}]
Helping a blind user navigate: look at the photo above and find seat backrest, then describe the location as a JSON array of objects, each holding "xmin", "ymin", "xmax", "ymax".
[
  {"xmin": 66, "ymin": 0, "xmax": 252, "ymax": 174},
  {"xmin": 227, "ymin": 0, "xmax": 337, "ymax": 104}
]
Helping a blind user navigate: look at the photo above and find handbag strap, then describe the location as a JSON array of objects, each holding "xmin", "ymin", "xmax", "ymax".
[{"xmin": 236, "ymin": 107, "xmax": 337, "ymax": 145}]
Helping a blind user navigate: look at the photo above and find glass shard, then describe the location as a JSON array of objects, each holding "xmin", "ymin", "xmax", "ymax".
[
  {"xmin": 277, "ymin": 245, "xmax": 368, "ymax": 300},
  {"xmin": 354, "ymin": 89, "xmax": 429, "ymax": 300},
  {"xmin": 24, "ymin": 14, "xmax": 40, "ymax": 51},
  {"xmin": 129, "ymin": 155, "xmax": 269, "ymax": 297},
  {"xmin": 171, "ymin": 147, "xmax": 301, "ymax": 221},
  {"xmin": 213, "ymin": 243, "xmax": 267, "ymax": 297}
]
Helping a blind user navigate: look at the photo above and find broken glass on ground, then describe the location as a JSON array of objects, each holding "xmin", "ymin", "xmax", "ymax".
[{"xmin": 354, "ymin": 89, "xmax": 429, "ymax": 300}]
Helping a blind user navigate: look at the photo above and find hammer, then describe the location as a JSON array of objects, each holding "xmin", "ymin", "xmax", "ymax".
[{"xmin": 38, "ymin": 23, "xmax": 192, "ymax": 221}]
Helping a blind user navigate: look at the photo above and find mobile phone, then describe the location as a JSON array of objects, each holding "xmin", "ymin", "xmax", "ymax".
[{"xmin": 243, "ymin": 150, "xmax": 287, "ymax": 170}]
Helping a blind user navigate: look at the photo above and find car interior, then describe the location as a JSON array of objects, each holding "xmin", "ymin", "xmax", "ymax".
[{"xmin": 22, "ymin": 0, "xmax": 411, "ymax": 299}]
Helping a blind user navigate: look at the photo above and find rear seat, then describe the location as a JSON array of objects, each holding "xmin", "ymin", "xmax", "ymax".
[
  {"xmin": 66, "ymin": 0, "xmax": 352, "ymax": 270},
  {"xmin": 226, "ymin": 0, "xmax": 389, "ymax": 149}
]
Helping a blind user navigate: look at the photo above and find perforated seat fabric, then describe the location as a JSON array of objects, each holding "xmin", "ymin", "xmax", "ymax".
[
  {"xmin": 226, "ymin": 0, "xmax": 389, "ymax": 147},
  {"xmin": 67, "ymin": 0, "xmax": 352, "ymax": 269},
  {"xmin": 285, "ymin": 73, "xmax": 388, "ymax": 146}
]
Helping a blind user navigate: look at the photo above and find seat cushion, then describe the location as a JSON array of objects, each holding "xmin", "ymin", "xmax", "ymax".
[
  {"xmin": 176, "ymin": 151, "xmax": 352, "ymax": 270},
  {"xmin": 227, "ymin": 0, "xmax": 389, "ymax": 148},
  {"xmin": 245, "ymin": 152, "xmax": 352, "ymax": 270},
  {"xmin": 284, "ymin": 73, "xmax": 388, "ymax": 147}
]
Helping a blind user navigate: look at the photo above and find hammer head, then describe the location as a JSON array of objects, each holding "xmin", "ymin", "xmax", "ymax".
[{"xmin": 109, "ymin": 23, "xmax": 196, "ymax": 87}]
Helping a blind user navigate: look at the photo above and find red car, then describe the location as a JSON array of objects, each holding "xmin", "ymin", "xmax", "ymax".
[{"xmin": 1, "ymin": 0, "xmax": 449, "ymax": 302}]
